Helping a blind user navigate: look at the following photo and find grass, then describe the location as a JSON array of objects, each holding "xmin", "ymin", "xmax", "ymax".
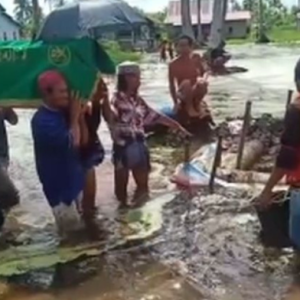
[
  {"xmin": 269, "ymin": 27, "xmax": 300, "ymax": 43},
  {"xmin": 227, "ymin": 27, "xmax": 300, "ymax": 45},
  {"xmin": 101, "ymin": 40, "xmax": 142, "ymax": 65}
]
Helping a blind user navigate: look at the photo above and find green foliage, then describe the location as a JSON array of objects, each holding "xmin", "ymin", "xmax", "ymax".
[
  {"xmin": 14, "ymin": 0, "xmax": 33, "ymax": 27},
  {"xmin": 14, "ymin": 0, "xmax": 43, "ymax": 37},
  {"xmin": 101, "ymin": 41, "xmax": 142, "ymax": 65}
]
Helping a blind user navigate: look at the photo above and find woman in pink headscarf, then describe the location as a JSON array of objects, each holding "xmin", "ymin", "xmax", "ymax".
[{"xmin": 31, "ymin": 70, "xmax": 89, "ymax": 239}]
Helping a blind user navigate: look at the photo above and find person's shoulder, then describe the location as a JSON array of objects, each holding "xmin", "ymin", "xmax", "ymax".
[
  {"xmin": 31, "ymin": 107, "xmax": 57, "ymax": 127},
  {"xmin": 286, "ymin": 102, "xmax": 300, "ymax": 122},
  {"xmin": 169, "ymin": 56, "xmax": 180, "ymax": 68}
]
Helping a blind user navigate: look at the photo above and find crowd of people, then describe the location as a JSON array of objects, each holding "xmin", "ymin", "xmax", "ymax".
[
  {"xmin": 0, "ymin": 33, "xmax": 300, "ymax": 253},
  {"xmin": 0, "ymin": 35, "xmax": 215, "ymax": 242}
]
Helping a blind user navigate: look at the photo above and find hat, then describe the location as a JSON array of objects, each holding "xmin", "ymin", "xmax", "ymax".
[
  {"xmin": 117, "ymin": 61, "xmax": 140, "ymax": 75},
  {"xmin": 38, "ymin": 70, "xmax": 66, "ymax": 95}
]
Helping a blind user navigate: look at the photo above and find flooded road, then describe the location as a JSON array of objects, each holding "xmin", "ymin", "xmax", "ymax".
[{"xmin": 2, "ymin": 44, "xmax": 300, "ymax": 299}]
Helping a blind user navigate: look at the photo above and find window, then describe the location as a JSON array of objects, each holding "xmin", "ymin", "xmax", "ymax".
[
  {"xmin": 13, "ymin": 32, "xmax": 17, "ymax": 40},
  {"xmin": 228, "ymin": 27, "xmax": 233, "ymax": 35},
  {"xmin": 3, "ymin": 32, "xmax": 7, "ymax": 41}
]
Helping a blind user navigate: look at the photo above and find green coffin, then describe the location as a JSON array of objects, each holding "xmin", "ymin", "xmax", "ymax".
[{"xmin": 0, "ymin": 38, "xmax": 115, "ymax": 107}]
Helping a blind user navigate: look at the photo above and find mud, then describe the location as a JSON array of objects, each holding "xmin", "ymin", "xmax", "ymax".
[{"xmin": 149, "ymin": 188, "xmax": 297, "ymax": 300}]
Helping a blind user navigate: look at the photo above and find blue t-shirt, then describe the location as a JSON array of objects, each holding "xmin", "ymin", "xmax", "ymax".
[
  {"xmin": 0, "ymin": 111, "xmax": 9, "ymax": 164},
  {"xmin": 31, "ymin": 106, "xmax": 85, "ymax": 207}
]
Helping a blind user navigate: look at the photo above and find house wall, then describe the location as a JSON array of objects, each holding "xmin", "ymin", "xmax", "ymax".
[
  {"xmin": 0, "ymin": 14, "xmax": 20, "ymax": 41},
  {"xmin": 168, "ymin": 20, "xmax": 250, "ymax": 40}
]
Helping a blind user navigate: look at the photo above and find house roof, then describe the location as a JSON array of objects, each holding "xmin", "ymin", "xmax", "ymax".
[
  {"xmin": 0, "ymin": 4, "xmax": 21, "ymax": 28},
  {"xmin": 165, "ymin": 0, "xmax": 251, "ymax": 25}
]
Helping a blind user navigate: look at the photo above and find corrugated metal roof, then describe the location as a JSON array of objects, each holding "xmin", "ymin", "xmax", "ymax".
[{"xmin": 165, "ymin": 0, "xmax": 251, "ymax": 25}]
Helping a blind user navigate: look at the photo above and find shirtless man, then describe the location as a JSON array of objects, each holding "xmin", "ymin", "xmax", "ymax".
[
  {"xmin": 168, "ymin": 35, "xmax": 213, "ymax": 135},
  {"xmin": 168, "ymin": 35, "xmax": 208, "ymax": 113}
]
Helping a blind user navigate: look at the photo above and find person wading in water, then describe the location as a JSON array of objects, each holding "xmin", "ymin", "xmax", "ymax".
[
  {"xmin": 168, "ymin": 35, "xmax": 214, "ymax": 137},
  {"xmin": 256, "ymin": 60, "xmax": 300, "ymax": 250},
  {"xmin": 111, "ymin": 62, "xmax": 190, "ymax": 208},
  {"xmin": 0, "ymin": 108, "xmax": 19, "ymax": 239},
  {"xmin": 32, "ymin": 70, "xmax": 91, "ymax": 241},
  {"xmin": 159, "ymin": 40, "xmax": 168, "ymax": 62}
]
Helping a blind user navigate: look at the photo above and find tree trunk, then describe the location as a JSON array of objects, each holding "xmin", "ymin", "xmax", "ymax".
[
  {"xmin": 208, "ymin": 0, "xmax": 228, "ymax": 49},
  {"xmin": 31, "ymin": 0, "xmax": 40, "ymax": 37},
  {"xmin": 196, "ymin": 0, "xmax": 203, "ymax": 44},
  {"xmin": 181, "ymin": 0, "xmax": 195, "ymax": 39}
]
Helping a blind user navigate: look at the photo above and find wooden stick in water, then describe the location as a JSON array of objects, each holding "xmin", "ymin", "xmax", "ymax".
[
  {"xmin": 209, "ymin": 135, "xmax": 222, "ymax": 194},
  {"xmin": 236, "ymin": 101, "xmax": 252, "ymax": 170}
]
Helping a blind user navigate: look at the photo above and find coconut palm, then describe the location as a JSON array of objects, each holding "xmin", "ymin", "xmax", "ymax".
[
  {"xmin": 196, "ymin": 0, "xmax": 203, "ymax": 43},
  {"xmin": 181, "ymin": 0, "xmax": 195, "ymax": 39},
  {"xmin": 14, "ymin": 0, "xmax": 32, "ymax": 25},
  {"xmin": 209, "ymin": 0, "xmax": 228, "ymax": 48},
  {"xmin": 31, "ymin": 0, "xmax": 40, "ymax": 36}
]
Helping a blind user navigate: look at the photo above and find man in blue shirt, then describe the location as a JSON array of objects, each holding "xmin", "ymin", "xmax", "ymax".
[{"xmin": 31, "ymin": 70, "xmax": 87, "ymax": 239}]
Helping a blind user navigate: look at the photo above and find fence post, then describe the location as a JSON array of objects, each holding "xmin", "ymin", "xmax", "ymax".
[
  {"xmin": 236, "ymin": 101, "xmax": 252, "ymax": 170},
  {"xmin": 209, "ymin": 135, "xmax": 222, "ymax": 194}
]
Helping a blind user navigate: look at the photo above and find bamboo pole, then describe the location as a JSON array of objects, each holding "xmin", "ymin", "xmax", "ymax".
[
  {"xmin": 209, "ymin": 135, "xmax": 222, "ymax": 194},
  {"xmin": 236, "ymin": 101, "xmax": 252, "ymax": 170}
]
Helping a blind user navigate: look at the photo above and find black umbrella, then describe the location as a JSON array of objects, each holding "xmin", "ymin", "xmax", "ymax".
[{"xmin": 37, "ymin": 0, "xmax": 150, "ymax": 41}]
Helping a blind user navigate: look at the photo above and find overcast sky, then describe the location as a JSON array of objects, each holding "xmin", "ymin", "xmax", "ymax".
[{"xmin": 0, "ymin": 0, "xmax": 298, "ymax": 16}]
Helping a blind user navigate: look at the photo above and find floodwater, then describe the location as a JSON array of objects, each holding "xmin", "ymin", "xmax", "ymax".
[{"xmin": 2, "ymin": 44, "xmax": 300, "ymax": 299}]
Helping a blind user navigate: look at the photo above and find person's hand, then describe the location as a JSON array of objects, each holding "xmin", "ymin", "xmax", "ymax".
[
  {"xmin": 93, "ymin": 78, "xmax": 108, "ymax": 103},
  {"xmin": 175, "ymin": 123, "xmax": 192, "ymax": 138},
  {"xmin": 82, "ymin": 101, "xmax": 92, "ymax": 116},
  {"xmin": 70, "ymin": 91, "xmax": 82, "ymax": 123},
  {"xmin": 255, "ymin": 189, "xmax": 273, "ymax": 210}
]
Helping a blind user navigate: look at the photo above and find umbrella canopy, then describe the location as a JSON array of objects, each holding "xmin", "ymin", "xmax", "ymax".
[{"xmin": 37, "ymin": 0, "xmax": 150, "ymax": 41}]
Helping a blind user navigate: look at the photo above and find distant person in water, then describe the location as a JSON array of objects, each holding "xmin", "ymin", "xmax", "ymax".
[
  {"xmin": 159, "ymin": 40, "xmax": 168, "ymax": 62},
  {"xmin": 168, "ymin": 41, "xmax": 174, "ymax": 60},
  {"xmin": 168, "ymin": 35, "xmax": 213, "ymax": 135},
  {"xmin": 0, "ymin": 108, "xmax": 19, "ymax": 234},
  {"xmin": 209, "ymin": 40, "xmax": 231, "ymax": 74},
  {"xmin": 31, "ymin": 70, "xmax": 89, "ymax": 239},
  {"xmin": 110, "ymin": 62, "xmax": 189, "ymax": 208}
]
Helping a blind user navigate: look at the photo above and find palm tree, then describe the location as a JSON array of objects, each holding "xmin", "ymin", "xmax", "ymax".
[
  {"xmin": 31, "ymin": 0, "xmax": 40, "ymax": 37},
  {"xmin": 209, "ymin": 0, "xmax": 227, "ymax": 48},
  {"xmin": 196, "ymin": 0, "xmax": 203, "ymax": 44},
  {"xmin": 181, "ymin": 0, "xmax": 195, "ymax": 39},
  {"xmin": 14, "ymin": 0, "xmax": 32, "ymax": 25}
]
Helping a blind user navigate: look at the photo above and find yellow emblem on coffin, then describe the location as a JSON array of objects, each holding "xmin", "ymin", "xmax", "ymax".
[{"xmin": 48, "ymin": 46, "xmax": 71, "ymax": 66}]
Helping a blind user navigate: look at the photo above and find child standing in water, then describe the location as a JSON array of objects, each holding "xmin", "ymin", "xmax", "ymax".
[{"xmin": 111, "ymin": 62, "xmax": 189, "ymax": 208}]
